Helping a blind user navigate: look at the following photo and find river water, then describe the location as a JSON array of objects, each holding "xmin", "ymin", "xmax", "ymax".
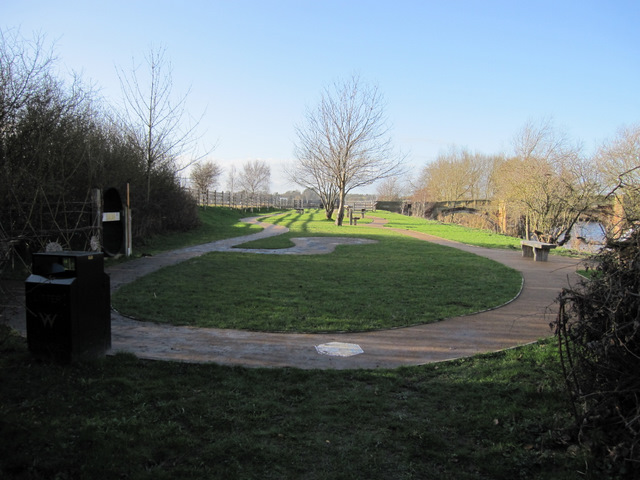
[{"xmin": 563, "ymin": 221, "xmax": 607, "ymax": 253}]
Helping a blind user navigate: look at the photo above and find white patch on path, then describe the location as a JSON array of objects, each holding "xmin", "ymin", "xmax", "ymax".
[{"xmin": 315, "ymin": 342, "xmax": 364, "ymax": 357}]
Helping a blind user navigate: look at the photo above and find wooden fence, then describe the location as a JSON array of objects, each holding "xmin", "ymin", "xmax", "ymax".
[
  {"xmin": 188, "ymin": 188, "xmax": 377, "ymax": 212},
  {"xmin": 188, "ymin": 189, "xmax": 328, "ymax": 210}
]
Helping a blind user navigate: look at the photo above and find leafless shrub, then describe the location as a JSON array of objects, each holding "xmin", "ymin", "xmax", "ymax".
[{"xmin": 555, "ymin": 231, "xmax": 640, "ymax": 477}]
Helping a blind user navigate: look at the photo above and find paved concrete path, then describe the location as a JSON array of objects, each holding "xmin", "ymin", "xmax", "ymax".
[
  {"xmin": 108, "ymin": 216, "xmax": 581, "ymax": 369},
  {"xmin": 4, "ymin": 216, "xmax": 582, "ymax": 369}
]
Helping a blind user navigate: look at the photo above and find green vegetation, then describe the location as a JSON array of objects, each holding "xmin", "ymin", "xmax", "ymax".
[
  {"xmin": 132, "ymin": 207, "xmax": 274, "ymax": 254},
  {"xmin": 556, "ymin": 232, "xmax": 640, "ymax": 476},
  {"xmin": 1, "ymin": 207, "xmax": 605, "ymax": 478},
  {"xmin": 367, "ymin": 211, "xmax": 584, "ymax": 257},
  {"xmin": 0, "ymin": 30, "xmax": 201, "ymax": 256},
  {"xmin": 112, "ymin": 210, "xmax": 522, "ymax": 332},
  {"xmin": 237, "ymin": 209, "xmax": 359, "ymax": 249},
  {"xmin": 0, "ymin": 327, "xmax": 586, "ymax": 480},
  {"xmin": 371, "ymin": 210, "xmax": 523, "ymax": 249}
]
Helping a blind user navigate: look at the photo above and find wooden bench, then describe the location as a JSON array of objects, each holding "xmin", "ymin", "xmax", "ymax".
[
  {"xmin": 295, "ymin": 208, "xmax": 304, "ymax": 214},
  {"xmin": 520, "ymin": 240, "xmax": 557, "ymax": 262}
]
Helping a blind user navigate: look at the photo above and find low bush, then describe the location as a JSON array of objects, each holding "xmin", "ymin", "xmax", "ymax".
[{"xmin": 555, "ymin": 231, "xmax": 640, "ymax": 478}]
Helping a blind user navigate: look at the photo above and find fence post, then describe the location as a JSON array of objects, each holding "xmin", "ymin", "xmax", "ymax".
[{"xmin": 125, "ymin": 183, "xmax": 132, "ymax": 257}]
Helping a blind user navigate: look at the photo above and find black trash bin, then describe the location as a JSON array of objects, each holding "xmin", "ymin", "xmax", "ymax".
[{"xmin": 25, "ymin": 252, "xmax": 111, "ymax": 362}]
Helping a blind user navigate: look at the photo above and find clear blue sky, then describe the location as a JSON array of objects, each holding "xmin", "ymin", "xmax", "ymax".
[{"xmin": 3, "ymin": 0, "xmax": 639, "ymax": 193}]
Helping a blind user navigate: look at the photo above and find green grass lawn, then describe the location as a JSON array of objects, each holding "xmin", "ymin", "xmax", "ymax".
[
  {"xmin": 112, "ymin": 210, "xmax": 522, "ymax": 332},
  {"xmin": 370, "ymin": 210, "xmax": 523, "ymax": 249},
  {"xmin": 0, "ymin": 327, "xmax": 587, "ymax": 480},
  {"xmin": 0, "ymin": 208, "xmax": 600, "ymax": 479},
  {"xmin": 125, "ymin": 206, "xmax": 278, "ymax": 255}
]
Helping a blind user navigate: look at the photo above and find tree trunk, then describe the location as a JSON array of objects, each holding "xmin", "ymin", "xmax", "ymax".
[
  {"xmin": 320, "ymin": 191, "xmax": 336, "ymax": 220},
  {"xmin": 335, "ymin": 188, "xmax": 346, "ymax": 226},
  {"xmin": 146, "ymin": 170, "xmax": 152, "ymax": 204}
]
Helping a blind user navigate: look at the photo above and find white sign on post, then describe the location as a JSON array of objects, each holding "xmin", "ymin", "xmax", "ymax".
[{"xmin": 102, "ymin": 212, "xmax": 120, "ymax": 222}]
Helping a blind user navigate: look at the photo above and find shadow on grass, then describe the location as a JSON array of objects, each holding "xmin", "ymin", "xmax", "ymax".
[
  {"xmin": 0, "ymin": 326, "xmax": 587, "ymax": 480},
  {"xmin": 113, "ymin": 234, "xmax": 522, "ymax": 332}
]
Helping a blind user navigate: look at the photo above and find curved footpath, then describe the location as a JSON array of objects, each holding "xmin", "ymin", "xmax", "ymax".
[{"xmin": 6, "ymin": 217, "xmax": 582, "ymax": 369}]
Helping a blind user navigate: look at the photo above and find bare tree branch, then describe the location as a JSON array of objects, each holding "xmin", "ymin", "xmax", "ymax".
[
  {"xmin": 238, "ymin": 160, "xmax": 271, "ymax": 211},
  {"xmin": 116, "ymin": 46, "xmax": 210, "ymax": 202},
  {"xmin": 190, "ymin": 160, "xmax": 223, "ymax": 207},
  {"xmin": 292, "ymin": 75, "xmax": 405, "ymax": 225}
]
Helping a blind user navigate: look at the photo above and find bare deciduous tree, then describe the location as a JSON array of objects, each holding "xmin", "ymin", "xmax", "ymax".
[
  {"xmin": 376, "ymin": 176, "xmax": 404, "ymax": 201},
  {"xmin": 285, "ymin": 154, "xmax": 339, "ymax": 219},
  {"xmin": 117, "ymin": 46, "xmax": 207, "ymax": 202},
  {"xmin": 225, "ymin": 164, "xmax": 239, "ymax": 204},
  {"xmin": 190, "ymin": 160, "xmax": 223, "ymax": 207},
  {"xmin": 0, "ymin": 29, "xmax": 101, "ymax": 254},
  {"xmin": 292, "ymin": 75, "xmax": 404, "ymax": 225},
  {"xmin": 412, "ymin": 149, "xmax": 502, "ymax": 205},
  {"xmin": 495, "ymin": 118, "xmax": 599, "ymax": 243},
  {"xmin": 238, "ymin": 160, "xmax": 271, "ymax": 209},
  {"xmin": 418, "ymin": 150, "xmax": 475, "ymax": 202},
  {"xmin": 0, "ymin": 29, "xmax": 54, "ymax": 159},
  {"xmin": 0, "ymin": 30, "xmax": 200, "ymax": 276},
  {"xmin": 596, "ymin": 124, "xmax": 640, "ymax": 232}
]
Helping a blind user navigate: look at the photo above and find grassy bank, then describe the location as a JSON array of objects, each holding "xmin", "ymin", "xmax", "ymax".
[
  {"xmin": 0, "ymin": 327, "xmax": 586, "ymax": 480},
  {"xmin": 370, "ymin": 210, "xmax": 523, "ymax": 249},
  {"xmin": 129, "ymin": 207, "xmax": 274, "ymax": 255},
  {"xmin": 0, "ymin": 207, "xmax": 598, "ymax": 479},
  {"xmin": 112, "ymin": 210, "xmax": 522, "ymax": 332}
]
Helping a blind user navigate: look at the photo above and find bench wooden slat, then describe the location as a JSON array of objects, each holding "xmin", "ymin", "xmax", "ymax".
[{"xmin": 520, "ymin": 240, "xmax": 557, "ymax": 262}]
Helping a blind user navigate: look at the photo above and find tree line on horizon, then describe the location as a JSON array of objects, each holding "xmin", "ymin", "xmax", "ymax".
[
  {"xmin": 2, "ymin": 28, "xmax": 639, "ymax": 477},
  {"xmin": 2, "ymin": 28, "xmax": 639, "ymax": 256},
  {"xmin": 394, "ymin": 118, "xmax": 640, "ymax": 245},
  {"xmin": 0, "ymin": 30, "xmax": 280, "ymax": 265}
]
